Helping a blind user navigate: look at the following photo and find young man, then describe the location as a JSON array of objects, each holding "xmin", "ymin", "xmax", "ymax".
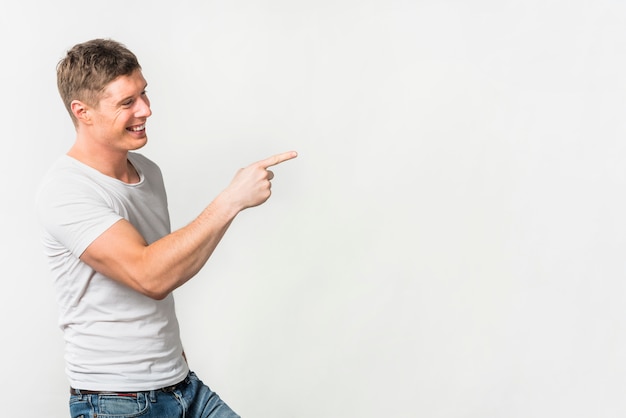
[{"xmin": 36, "ymin": 38, "xmax": 297, "ymax": 418}]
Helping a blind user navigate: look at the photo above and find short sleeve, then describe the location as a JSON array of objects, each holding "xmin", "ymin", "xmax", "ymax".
[{"xmin": 37, "ymin": 175, "xmax": 123, "ymax": 258}]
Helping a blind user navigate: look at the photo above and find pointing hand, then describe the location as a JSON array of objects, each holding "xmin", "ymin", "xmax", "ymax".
[{"xmin": 224, "ymin": 151, "xmax": 298, "ymax": 210}]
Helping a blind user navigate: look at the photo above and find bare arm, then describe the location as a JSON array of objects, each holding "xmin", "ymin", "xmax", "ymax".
[{"xmin": 80, "ymin": 151, "xmax": 297, "ymax": 300}]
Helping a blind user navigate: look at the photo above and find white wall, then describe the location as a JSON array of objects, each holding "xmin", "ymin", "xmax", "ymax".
[{"xmin": 2, "ymin": 0, "xmax": 626, "ymax": 416}]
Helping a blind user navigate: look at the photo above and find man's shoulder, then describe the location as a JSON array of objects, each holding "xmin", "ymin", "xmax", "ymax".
[
  {"xmin": 38, "ymin": 156, "xmax": 82, "ymax": 195},
  {"xmin": 36, "ymin": 155, "xmax": 115, "ymax": 212},
  {"xmin": 38, "ymin": 155, "xmax": 100, "ymax": 193}
]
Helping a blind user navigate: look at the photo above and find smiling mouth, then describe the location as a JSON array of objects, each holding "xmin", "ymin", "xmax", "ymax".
[{"xmin": 126, "ymin": 124, "xmax": 146, "ymax": 132}]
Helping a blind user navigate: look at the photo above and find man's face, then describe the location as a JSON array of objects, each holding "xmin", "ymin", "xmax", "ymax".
[{"xmin": 88, "ymin": 69, "xmax": 152, "ymax": 152}]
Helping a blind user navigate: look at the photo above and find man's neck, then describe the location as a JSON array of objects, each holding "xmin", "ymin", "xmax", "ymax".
[{"xmin": 68, "ymin": 140, "xmax": 139, "ymax": 184}]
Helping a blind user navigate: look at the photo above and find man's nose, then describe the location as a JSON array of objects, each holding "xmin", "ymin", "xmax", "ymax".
[{"xmin": 136, "ymin": 96, "xmax": 152, "ymax": 118}]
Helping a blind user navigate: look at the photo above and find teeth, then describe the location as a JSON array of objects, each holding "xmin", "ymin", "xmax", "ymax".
[{"xmin": 127, "ymin": 124, "xmax": 145, "ymax": 132}]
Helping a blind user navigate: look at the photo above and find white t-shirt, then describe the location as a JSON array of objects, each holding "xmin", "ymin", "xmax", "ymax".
[{"xmin": 37, "ymin": 152, "xmax": 189, "ymax": 391}]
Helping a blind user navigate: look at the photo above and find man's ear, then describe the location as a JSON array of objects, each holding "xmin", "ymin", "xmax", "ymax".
[{"xmin": 70, "ymin": 100, "xmax": 92, "ymax": 124}]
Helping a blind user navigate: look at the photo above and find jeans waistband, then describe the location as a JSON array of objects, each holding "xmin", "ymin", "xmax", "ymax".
[{"xmin": 70, "ymin": 374, "xmax": 189, "ymax": 396}]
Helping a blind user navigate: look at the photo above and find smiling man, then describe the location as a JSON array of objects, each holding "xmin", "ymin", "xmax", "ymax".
[{"xmin": 36, "ymin": 38, "xmax": 297, "ymax": 418}]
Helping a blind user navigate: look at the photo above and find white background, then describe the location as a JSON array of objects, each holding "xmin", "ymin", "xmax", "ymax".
[{"xmin": 2, "ymin": 0, "xmax": 626, "ymax": 416}]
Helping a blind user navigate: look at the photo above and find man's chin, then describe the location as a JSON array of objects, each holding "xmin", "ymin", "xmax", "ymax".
[{"xmin": 129, "ymin": 135, "xmax": 148, "ymax": 150}]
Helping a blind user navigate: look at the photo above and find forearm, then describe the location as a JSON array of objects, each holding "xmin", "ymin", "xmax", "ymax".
[
  {"xmin": 80, "ymin": 151, "xmax": 296, "ymax": 299},
  {"xmin": 136, "ymin": 192, "xmax": 239, "ymax": 299},
  {"xmin": 140, "ymin": 151, "xmax": 297, "ymax": 295}
]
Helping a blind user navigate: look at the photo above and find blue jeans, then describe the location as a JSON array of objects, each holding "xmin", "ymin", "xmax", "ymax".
[{"xmin": 69, "ymin": 371, "xmax": 240, "ymax": 418}]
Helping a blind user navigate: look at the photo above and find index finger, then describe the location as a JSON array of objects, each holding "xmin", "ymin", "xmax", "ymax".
[{"xmin": 258, "ymin": 151, "xmax": 298, "ymax": 168}]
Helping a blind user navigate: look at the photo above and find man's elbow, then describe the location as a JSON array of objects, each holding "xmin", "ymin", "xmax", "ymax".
[
  {"xmin": 134, "ymin": 277, "xmax": 172, "ymax": 300},
  {"xmin": 144, "ymin": 288, "xmax": 170, "ymax": 300}
]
